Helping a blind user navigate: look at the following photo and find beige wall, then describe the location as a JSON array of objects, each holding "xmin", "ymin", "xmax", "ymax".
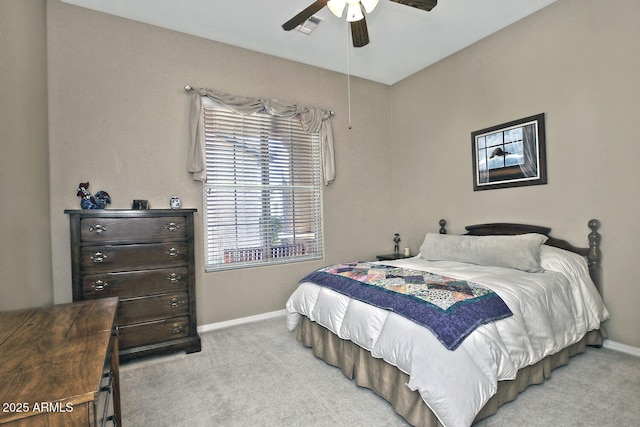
[
  {"xmin": 391, "ymin": 0, "xmax": 640, "ymax": 347},
  {"xmin": 45, "ymin": 1, "xmax": 394, "ymax": 324},
  {"xmin": 3, "ymin": 0, "xmax": 637, "ymax": 348},
  {"xmin": 0, "ymin": 0, "xmax": 53, "ymax": 310}
]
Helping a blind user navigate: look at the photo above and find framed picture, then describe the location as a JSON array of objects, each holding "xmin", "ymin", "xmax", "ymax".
[{"xmin": 471, "ymin": 113, "xmax": 547, "ymax": 191}]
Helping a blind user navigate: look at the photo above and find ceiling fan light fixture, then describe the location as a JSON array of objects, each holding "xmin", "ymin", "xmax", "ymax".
[
  {"xmin": 346, "ymin": 3, "xmax": 364, "ymax": 22},
  {"xmin": 283, "ymin": 0, "xmax": 437, "ymax": 49},
  {"xmin": 360, "ymin": 0, "xmax": 379, "ymax": 13},
  {"xmin": 327, "ymin": 0, "xmax": 346, "ymax": 17}
]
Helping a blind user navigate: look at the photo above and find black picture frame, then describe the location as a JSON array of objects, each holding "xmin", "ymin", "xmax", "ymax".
[{"xmin": 471, "ymin": 113, "xmax": 547, "ymax": 191}]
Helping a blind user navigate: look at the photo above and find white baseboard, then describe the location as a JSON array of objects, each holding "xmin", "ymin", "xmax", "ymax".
[
  {"xmin": 197, "ymin": 309, "xmax": 287, "ymax": 333},
  {"xmin": 603, "ymin": 339, "xmax": 640, "ymax": 358}
]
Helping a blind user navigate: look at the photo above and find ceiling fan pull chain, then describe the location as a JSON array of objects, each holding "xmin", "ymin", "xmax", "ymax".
[{"xmin": 347, "ymin": 23, "xmax": 352, "ymax": 130}]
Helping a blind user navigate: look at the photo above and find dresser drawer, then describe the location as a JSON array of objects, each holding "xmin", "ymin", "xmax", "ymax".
[
  {"xmin": 82, "ymin": 267, "xmax": 189, "ymax": 299},
  {"xmin": 118, "ymin": 316, "xmax": 190, "ymax": 349},
  {"xmin": 81, "ymin": 242, "xmax": 188, "ymax": 273},
  {"xmin": 118, "ymin": 292, "xmax": 190, "ymax": 324},
  {"xmin": 80, "ymin": 216, "xmax": 187, "ymax": 242}
]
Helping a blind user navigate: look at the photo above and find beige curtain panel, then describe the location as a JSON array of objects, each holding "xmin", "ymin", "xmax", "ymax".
[{"xmin": 188, "ymin": 87, "xmax": 335, "ymax": 185}]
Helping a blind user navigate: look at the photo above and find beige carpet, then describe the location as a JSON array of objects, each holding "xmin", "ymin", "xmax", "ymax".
[{"xmin": 119, "ymin": 316, "xmax": 640, "ymax": 426}]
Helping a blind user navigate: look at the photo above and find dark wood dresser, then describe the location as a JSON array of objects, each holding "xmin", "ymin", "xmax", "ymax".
[
  {"xmin": 0, "ymin": 297, "xmax": 121, "ymax": 426},
  {"xmin": 65, "ymin": 209, "xmax": 201, "ymax": 361}
]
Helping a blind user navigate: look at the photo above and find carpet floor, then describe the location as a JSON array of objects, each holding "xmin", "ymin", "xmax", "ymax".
[{"xmin": 120, "ymin": 316, "xmax": 640, "ymax": 426}]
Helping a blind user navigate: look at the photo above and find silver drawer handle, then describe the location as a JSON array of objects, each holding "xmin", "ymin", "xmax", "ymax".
[
  {"xmin": 168, "ymin": 297, "xmax": 185, "ymax": 308},
  {"xmin": 92, "ymin": 280, "xmax": 109, "ymax": 291},
  {"xmin": 168, "ymin": 323, "xmax": 184, "ymax": 334},
  {"xmin": 167, "ymin": 248, "xmax": 180, "ymax": 257},
  {"xmin": 165, "ymin": 222, "xmax": 180, "ymax": 232},
  {"xmin": 167, "ymin": 273, "xmax": 182, "ymax": 283},
  {"xmin": 91, "ymin": 252, "xmax": 107, "ymax": 263},
  {"xmin": 89, "ymin": 224, "xmax": 107, "ymax": 234}
]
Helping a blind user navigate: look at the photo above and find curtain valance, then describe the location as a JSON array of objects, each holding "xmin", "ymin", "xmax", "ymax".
[{"xmin": 188, "ymin": 87, "xmax": 335, "ymax": 185}]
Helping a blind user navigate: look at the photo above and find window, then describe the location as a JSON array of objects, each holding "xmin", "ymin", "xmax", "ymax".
[
  {"xmin": 202, "ymin": 99, "xmax": 324, "ymax": 271},
  {"xmin": 477, "ymin": 127, "xmax": 525, "ymax": 171},
  {"xmin": 476, "ymin": 123, "xmax": 537, "ymax": 183}
]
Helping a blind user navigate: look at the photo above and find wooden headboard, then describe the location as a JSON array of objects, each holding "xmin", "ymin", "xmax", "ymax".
[{"xmin": 437, "ymin": 219, "xmax": 602, "ymax": 294}]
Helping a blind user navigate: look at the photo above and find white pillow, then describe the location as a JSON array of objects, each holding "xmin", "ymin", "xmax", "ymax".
[
  {"xmin": 540, "ymin": 245, "xmax": 592, "ymax": 281},
  {"xmin": 419, "ymin": 232, "xmax": 548, "ymax": 272}
]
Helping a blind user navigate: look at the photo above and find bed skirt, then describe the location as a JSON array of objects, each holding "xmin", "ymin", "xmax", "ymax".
[{"xmin": 296, "ymin": 316, "xmax": 606, "ymax": 427}]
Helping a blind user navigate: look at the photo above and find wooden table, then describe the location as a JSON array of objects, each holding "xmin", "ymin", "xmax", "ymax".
[{"xmin": 0, "ymin": 297, "xmax": 121, "ymax": 426}]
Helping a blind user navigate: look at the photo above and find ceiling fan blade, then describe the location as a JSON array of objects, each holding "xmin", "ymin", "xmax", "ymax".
[
  {"xmin": 390, "ymin": 0, "xmax": 438, "ymax": 12},
  {"xmin": 350, "ymin": 18, "xmax": 369, "ymax": 48},
  {"xmin": 282, "ymin": 0, "xmax": 329, "ymax": 31}
]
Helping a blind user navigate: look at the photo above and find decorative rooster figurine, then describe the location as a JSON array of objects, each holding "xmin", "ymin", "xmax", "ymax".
[{"xmin": 76, "ymin": 182, "xmax": 111, "ymax": 209}]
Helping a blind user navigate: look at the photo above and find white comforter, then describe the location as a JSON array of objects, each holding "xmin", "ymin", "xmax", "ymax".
[{"xmin": 286, "ymin": 246, "xmax": 609, "ymax": 427}]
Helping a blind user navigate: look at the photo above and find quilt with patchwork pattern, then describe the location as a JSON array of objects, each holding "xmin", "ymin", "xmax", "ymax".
[{"xmin": 300, "ymin": 262, "xmax": 513, "ymax": 350}]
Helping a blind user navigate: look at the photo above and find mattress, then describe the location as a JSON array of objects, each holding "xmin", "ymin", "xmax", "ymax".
[{"xmin": 286, "ymin": 245, "xmax": 609, "ymax": 427}]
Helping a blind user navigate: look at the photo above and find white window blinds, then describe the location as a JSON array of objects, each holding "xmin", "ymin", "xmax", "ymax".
[{"xmin": 203, "ymin": 100, "xmax": 324, "ymax": 271}]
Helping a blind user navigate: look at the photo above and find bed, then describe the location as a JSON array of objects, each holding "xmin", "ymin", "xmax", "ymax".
[{"xmin": 285, "ymin": 220, "xmax": 609, "ymax": 427}]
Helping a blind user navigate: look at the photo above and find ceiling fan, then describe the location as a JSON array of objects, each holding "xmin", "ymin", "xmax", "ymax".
[{"xmin": 282, "ymin": 0, "xmax": 438, "ymax": 48}]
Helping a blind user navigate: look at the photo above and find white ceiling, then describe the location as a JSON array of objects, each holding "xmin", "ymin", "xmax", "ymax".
[{"xmin": 60, "ymin": 0, "xmax": 556, "ymax": 85}]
